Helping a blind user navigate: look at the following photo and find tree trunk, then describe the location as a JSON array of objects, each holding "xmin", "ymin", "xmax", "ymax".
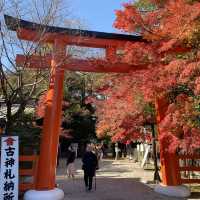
[
  {"xmin": 151, "ymin": 123, "xmax": 161, "ymax": 183},
  {"xmin": 12, "ymin": 100, "xmax": 26, "ymax": 120},
  {"xmin": 81, "ymin": 78, "xmax": 86, "ymax": 107},
  {"xmin": 6, "ymin": 101, "xmax": 12, "ymax": 134},
  {"xmin": 6, "ymin": 100, "xmax": 27, "ymax": 134}
]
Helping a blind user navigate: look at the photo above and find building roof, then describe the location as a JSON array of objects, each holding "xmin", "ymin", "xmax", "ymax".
[{"xmin": 0, "ymin": 104, "xmax": 34, "ymax": 118}]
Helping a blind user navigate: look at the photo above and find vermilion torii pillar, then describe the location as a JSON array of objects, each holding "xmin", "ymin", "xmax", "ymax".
[
  {"xmin": 155, "ymin": 96, "xmax": 180, "ymax": 186},
  {"xmin": 35, "ymin": 40, "xmax": 65, "ymax": 190},
  {"xmin": 155, "ymin": 96, "xmax": 190, "ymax": 197}
]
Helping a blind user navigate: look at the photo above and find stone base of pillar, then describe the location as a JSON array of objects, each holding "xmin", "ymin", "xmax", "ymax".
[
  {"xmin": 24, "ymin": 188, "xmax": 64, "ymax": 200},
  {"xmin": 154, "ymin": 184, "xmax": 190, "ymax": 197}
]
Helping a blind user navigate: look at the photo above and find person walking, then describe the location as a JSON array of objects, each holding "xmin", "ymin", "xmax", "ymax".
[
  {"xmin": 82, "ymin": 145, "xmax": 98, "ymax": 191},
  {"xmin": 94, "ymin": 144, "xmax": 102, "ymax": 169},
  {"xmin": 66, "ymin": 146, "xmax": 76, "ymax": 178},
  {"xmin": 57, "ymin": 142, "xmax": 61, "ymax": 167},
  {"xmin": 115, "ymin": 143, "xmax": 120, "ymax": 160}
]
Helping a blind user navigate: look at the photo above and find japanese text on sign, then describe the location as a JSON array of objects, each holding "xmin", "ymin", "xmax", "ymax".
[{"xmin": 0, "ymin": 136, "xmax": 19, "ymax": 200}]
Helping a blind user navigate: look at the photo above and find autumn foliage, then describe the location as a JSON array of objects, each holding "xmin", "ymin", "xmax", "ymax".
[{"xmin": 94, "ymin": 0, "xmax": 200, "ymax": 153}]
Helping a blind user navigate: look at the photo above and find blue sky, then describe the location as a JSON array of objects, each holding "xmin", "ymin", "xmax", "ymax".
[{"xmin": 72, "ymin": 0, "xmax": 126, "ymax": 33}]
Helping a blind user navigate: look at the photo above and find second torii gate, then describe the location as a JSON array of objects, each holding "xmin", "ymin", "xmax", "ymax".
[{"xmin": 4, "ymin": 15, "xmax": 189, "ymax": 199}]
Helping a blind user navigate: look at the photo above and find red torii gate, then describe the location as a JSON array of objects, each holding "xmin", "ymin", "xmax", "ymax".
[
  {"xmin": 4, "ymin": 15, "xmax": 188, "ymax": 199},
  {"xmin": 5, "ymin": 14, "xmax": 145, "ymax": 191}
]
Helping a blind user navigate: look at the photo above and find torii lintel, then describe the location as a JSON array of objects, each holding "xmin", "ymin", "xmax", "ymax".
[{"xmin": 4, "ymin": 15, "xmax": 144, "ymax": 48}]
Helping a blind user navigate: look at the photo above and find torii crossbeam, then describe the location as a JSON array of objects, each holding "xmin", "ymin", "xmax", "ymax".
[
  {"xmin": 5, "ymin": 15, "xmax": 147, "ymax": 73},
  {"xmin": 4, "ymin": 15, "xmax": 145, "ymax": 198}
]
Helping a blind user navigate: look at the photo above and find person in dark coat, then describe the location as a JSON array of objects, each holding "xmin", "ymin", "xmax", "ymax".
[{"xmin": 82, "ymin": 145, "xmax": 98, "ymax": 191}]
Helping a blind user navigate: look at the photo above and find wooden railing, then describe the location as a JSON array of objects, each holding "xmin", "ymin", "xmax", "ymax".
[
  {"xmin": 19, "ymin": 155, "xmax": 38, "ymax": 191},
  {"xmin": 177, "ymin": 154, "xmax": 200, "ymax": 184}
]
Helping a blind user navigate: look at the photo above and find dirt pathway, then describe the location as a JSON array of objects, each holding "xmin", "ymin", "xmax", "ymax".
[{"xmin": 56, "ymin": 159, "xmax": 188, "ymax": 200}]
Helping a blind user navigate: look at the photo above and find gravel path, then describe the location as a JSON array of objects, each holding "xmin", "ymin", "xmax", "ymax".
[{"xmin": 56, "ymin": 159, "xmax": 190, "ymax": 200}]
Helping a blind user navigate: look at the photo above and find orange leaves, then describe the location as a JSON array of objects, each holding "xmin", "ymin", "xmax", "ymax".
[
  {"xmin": 114, "ymin": 0, "xmax": 200, "ymax": 43},
  {"xmin": 114, "ymin": 3, "xmax": 144, "ymax": 33},
  {"xmin": 35, "ymin": 93, "xmax": 47, "ymax": 118},
  {"xmin": 194, "ymin": 77, "xmax": 200, "ymax": 95},
  {"xmin": 122, "ymin": 42, "xmax": 158, "ymax": 65},
  {"xmin": 155, "ymin": 0, "xmax": 200, "ymax": 42},
  {"xmin": 94, "ymin": 72, "xmax": 155, "ymax": 141},
  {"xmin": 158, "ymin": 39, "xmax": 178, "ymax": 53},
  {"xmin": 159, "ymin": 94, "xmax": 200, "ymax": 153},
  {"xmin": 35, "ymin": 92, "xmax": 70, "ymax": 118},
  {"xmin": 94, "ymin": 0, "xmax": 200, "ymax": 147}
]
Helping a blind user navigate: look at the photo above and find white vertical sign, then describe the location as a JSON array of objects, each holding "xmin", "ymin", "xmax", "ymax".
[
  {"xmin": 0, "ymin": 136, "xmax": 19, "ymax": 200},
  {"xmin": 141, "ymin": 145, "xmax": 151, "ymax": 168}
]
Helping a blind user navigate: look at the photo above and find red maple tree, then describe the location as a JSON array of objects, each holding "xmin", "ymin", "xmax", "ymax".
[{"xmin": 94, "ymin": 0, "xmax": 200, "ymax": 153}]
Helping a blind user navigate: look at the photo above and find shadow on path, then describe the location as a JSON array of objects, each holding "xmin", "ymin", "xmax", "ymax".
[
  {"xmin": 56, "ymin": 159, "xmax": 200, "ymax": 200},
  {"xmin": 57, "ymin": 177, "xmax": 185, "ymax": 200}
]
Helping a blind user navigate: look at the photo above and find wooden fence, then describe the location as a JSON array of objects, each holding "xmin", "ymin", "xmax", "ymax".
[
  {"xmin": 19, "ymin": 155, "xmax": 38, "ymax": 191},
  {"xmin": 177, "ymin": 154, "xmax": 200, "ymax": 184}
]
